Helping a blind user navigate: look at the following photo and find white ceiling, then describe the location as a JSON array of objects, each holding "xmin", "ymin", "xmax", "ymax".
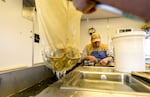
[{"xmin": 81, "ymin": 8, "xmax": 121, "ymax": 20}]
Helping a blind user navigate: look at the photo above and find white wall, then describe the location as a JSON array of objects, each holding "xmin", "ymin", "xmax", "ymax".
[
  {"xmin": 33, "ymin": 11, "xmax": 44, "ymax": 64},
  {"xmin": 80, "ymin": 17, "xmax": 144, "ymax": 51},
  {"xmin": 0, "ymin": 0, "xmax": 33, "ymax": 71}
]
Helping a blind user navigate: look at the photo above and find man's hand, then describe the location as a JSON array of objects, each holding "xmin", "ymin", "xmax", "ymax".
[
  {"xmin": 100, "ymin": 57, "xmax": 113, "ymax": 66},
  {"xmin": 84, "ymin": 55, "xmax": 97, "ymax": 63},
  {"xmin": 72, "ymin": 0, "xmax": 97, "ymax": 14}
]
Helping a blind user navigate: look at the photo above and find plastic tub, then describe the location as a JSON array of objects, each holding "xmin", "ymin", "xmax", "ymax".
[{"xmin": 112, "ymin": 31, "xmax": 146, "ymax": 72}]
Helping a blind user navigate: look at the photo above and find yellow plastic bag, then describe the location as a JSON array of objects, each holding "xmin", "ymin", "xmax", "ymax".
[{"xmin": 36, "ymin": 0, "xmax": 82, "ymax": 71}]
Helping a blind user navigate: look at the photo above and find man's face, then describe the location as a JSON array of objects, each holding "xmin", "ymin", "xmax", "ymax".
[{"xmin": 92, "ymin": 41, "xmax": 100, "ymax": 49}]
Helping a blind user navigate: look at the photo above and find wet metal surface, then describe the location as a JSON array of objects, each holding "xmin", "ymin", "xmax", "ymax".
[
  {"xmin": 35, "ymin": 66, "xmax": 150, "ymax": 97},
  {"xmin": 61, "ymin": 66, "xmax": 150, "ymax": 93},
  {"xmin": 0, "ymin": 65, "xmax": 53, "ymax": 97},
  {"xmin": 79, "ymin": 66, "xmax": 115, "ymax": 72},
  {"xmin": 10, "ymin": 76, "xmax": 58, "ymax": 97}
]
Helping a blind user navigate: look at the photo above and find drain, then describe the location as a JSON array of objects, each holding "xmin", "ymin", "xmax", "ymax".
[{"xmin": 100, "ymin": 74, "xmax": 107, "ymax": 80}]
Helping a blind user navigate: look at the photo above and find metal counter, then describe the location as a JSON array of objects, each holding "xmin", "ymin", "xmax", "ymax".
[{"xmin": 35, "ymin": 66, "xmax": 150, "ymax": 97}]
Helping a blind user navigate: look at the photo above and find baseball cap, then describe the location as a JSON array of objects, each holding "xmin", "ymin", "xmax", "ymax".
[{"xmin": 91, "ymin": 32, "xmax": 101, "ymax": 42}]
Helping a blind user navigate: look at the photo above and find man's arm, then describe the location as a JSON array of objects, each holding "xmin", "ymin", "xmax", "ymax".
[
  {"xmin": 99, "ymin": 44, "xmax": 114, "ymax": 65},
  {"xmin": 72, "ymin": 0, "xmax": 150, "ymax": 21},
  {"xmin": 82, "ymin": 45, "xmax": 98, "ymax": 64}
]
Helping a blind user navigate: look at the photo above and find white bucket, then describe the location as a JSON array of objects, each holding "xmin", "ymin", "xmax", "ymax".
[{"xmin": 112, "ymin": 31, "xmax": 146, "ymax": 72}]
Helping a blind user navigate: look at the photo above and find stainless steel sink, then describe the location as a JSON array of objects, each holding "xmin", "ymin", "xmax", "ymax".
[
  {"xmin": 79, "ymin": 66, "xmax": 115, "ymax": 72},
  {"xmin": 61, "ymin": 67, "xmax": 150, "ymax": 94}
]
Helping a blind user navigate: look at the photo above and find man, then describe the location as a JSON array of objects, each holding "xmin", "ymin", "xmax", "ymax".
[
  {"xmin": 82, "ymin": 32, "xmax": 113, "ymax": 66},
  {"xmin": 72, "ymin": 0, "xmax": 150, "ymax": 21}
]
